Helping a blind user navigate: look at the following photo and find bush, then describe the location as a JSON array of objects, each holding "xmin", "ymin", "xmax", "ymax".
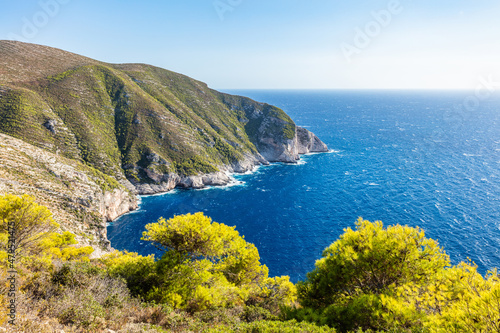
[
  {"xmin": 100, "ymin": 250, "xmax": 157, "ymax": 297},
  {"xmin": 294, "ymin": 218, "xmax": 450, "ymax": 331},
  {"xmin": 207, "ymin": 319, "xmax": 336, "ymax": 332},
  {"xmin": 0, "ymin": 194, "xmax": 59, "ymax": 256},
  {"xmin": 137, "ymin": 212, "xmax": 296, "ymax": 312},
  {"xmin": 292, "ymin": 218, "xmax": 500, "ymax": 332},
  {"xmin": 240, "ymin": 305, "xmax": 277, "ymax": 322},
  {"xmin": 22, "ymin": 261, "xmax": 136, "ymax": 331}
]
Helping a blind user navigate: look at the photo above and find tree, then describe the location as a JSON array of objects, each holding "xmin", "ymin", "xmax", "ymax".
[
  {"xmin": 137, "ymin": 212, "xmax": 295, "ymax": 311},
  {"xmin": 142, "ymin": 212, "xmax": 267, "ymax": 286},
  {"xmin": 383, "ymin": 262, "xmax": 500, "ymax": 332},
  {"xmin": 294, "ymin": 218, "xmax": 450, "ymax": 331},
  {"xmin": 39, "ymin": 231, "xmax": 94, "ymax": 262},
  {"xmin": 0, "ymin": 194, "xmax": 59, "ymax": 256}
]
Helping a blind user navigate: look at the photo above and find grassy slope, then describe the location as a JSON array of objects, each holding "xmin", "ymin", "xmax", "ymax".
[
  {"xmin": 0, "ymin": 40, "xmax": 301, "ymax": 249},
  {"xmin": 0, "ymin": 41, "xmax": 296, "ymax": 184},
  {"xmin": 0, "ymin": 133, "xmax": 126, "ymax": 251}
]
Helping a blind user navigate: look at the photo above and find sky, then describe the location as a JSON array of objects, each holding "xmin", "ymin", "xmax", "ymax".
[{"xmin": 1, "ymin": 0, "xmax": 500, "ymax": 90}]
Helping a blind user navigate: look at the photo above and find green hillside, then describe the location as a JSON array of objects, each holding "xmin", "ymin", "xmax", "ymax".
[
  {"xmin": 0, "ymin": 41, "xmax": 328, "ymax": 249},
  {"xmin": 0, "ymin": 41, "xmax": 327, "ymax": 191}
]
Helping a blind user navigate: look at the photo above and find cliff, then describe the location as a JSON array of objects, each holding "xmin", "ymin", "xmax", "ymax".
[
  {"xmin": 0, "ymin": 40, "xmax": 328, "ymax": 249},
  {"xmin": 0, "ymin": 133, "xmax": 137, "ymax": 252}
]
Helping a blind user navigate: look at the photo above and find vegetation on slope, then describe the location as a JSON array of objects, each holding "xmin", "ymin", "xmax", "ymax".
[
  {"xmin": 0, "ymin": 40, "xmax": 309, "ymax": 250},
  {"xmin": 0, "ymin": 41, "xmax": 297, "ymax": 184},
  {"xmin": 0, "ymin": 133, "xmax": 135, "ymax": 251},
  {"xmin": 1, "ymin": 194, "xmax": 499, "ymax": 332}
]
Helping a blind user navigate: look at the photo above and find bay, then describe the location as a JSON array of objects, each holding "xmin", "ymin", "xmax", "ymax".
[{"xmin": 108, "ymin": 90, "xmax": 500, "ymax": 282}]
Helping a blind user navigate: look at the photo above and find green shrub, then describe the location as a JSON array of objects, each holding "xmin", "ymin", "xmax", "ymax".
[
  {"xmin": 292, "ymin": 218, "xmax": 500, "ymax": 332},
  {"xmin": 207, "ymin": 319, "xmax": 336, "ymax": 332}
]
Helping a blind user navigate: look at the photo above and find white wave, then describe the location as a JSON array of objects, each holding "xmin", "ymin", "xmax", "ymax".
[
  {"xmin": 139, "ymin": 189, "xmax": 179, "ymax": 198},
  {"xmin": 194, "ymin": 179, "xmax": 247, "ymax": 191},
  {"xmin": 243, "ymin": 164, "xmax": 264, "ymax": 175}
]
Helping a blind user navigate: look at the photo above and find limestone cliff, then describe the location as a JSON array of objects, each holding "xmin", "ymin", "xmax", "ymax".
[
  {"xmin": 0, "ymin": 40, "xmax": 329, "ymax": 249},
  {"xmin": 0, "ymin": 133, "xmax": 137, "ymax": 251},
  {"xmin": 296, "ymin": 126, "xmax": 329, "ymax": 154}
]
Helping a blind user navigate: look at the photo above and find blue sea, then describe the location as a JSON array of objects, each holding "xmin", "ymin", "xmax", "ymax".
[{"xmin": 108, "ymin": 90, "xmax": 500, "ymax": 282}]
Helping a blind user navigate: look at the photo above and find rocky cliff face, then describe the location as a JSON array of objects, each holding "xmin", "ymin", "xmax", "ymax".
[
  {"xmin": 296, "ymin": 126, "xmax": 330, "ymax": 154},
  {"xmin": 131, "ymin": 129, "xmax": 328, "ymax": 195},
  {"xmin": 100, "ymin": 188, "xmax": 138, "ymax": 222},
  {"xmin": 130, "ymin": 125, "xmax": 329, "ymax": 195},
  {"xmin": 0, "ymin": 41, "xmax": 329, "ymax": 249},
  {"xmin": 0, "ymin": 133, "xmax": 137, "ymax": 251}
]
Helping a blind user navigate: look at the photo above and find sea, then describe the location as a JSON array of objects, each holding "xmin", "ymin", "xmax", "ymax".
[{"xmin": 107, "ymin": 90, "xmax": 500, "ymax": 282}]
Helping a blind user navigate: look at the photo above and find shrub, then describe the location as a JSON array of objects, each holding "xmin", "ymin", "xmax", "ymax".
[
  {"xmin": 292, "ymin": 218, "xmax": 500, "ymax": 332},
  {"xmin": 100, "ymin": 250, "xmax": 157, "ymax": 297},
  {"xmin": 295, "ymin": 218, "xmax": 450, "ymax": 331},
  {"xmin": 0, "ymin": 194, "xmax": 59, "ymax": 256}
]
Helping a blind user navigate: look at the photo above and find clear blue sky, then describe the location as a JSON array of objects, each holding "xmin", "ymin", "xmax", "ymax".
[{"xmin": 2, "ymin": 0, "xmax": 500, "ymax": 89}]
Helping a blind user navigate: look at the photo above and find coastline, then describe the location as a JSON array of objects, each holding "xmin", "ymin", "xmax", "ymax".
[
  {"xmin": 100, "ymin": 124, "xmax": 331, "ymax": 254},
  {"xmin": 102, "ymin": 146, "xmax": 334, "ymax": 260},
  {"xmin": 107, "ymin": 148, "xmax": 332, "ymax": 225}
]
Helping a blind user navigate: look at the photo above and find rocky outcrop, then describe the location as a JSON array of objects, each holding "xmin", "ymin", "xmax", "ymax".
[
  {"xmin": 296, "ymin": 127, "xmax": 329, "ymax": 154},
  {"xmin": 0, "ymin": 133, "xmax": 137, "ymax": 251},
  {"xmin": 132, "ymin": 126, "xmax": 329, "ymax": 195},
  {"xmin": 100, "ymin": 189, "xmax": 138, "ymax": 221},
  {"xmin": 179, "ymin": 172, "xmax": 232, "ymax": 189},
  {"xmin": 258, "ymin": 137, "xmax": 299, "ymax": 163}
]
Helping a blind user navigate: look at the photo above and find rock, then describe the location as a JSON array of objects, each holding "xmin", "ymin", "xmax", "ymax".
[
  {"xmin": 100, "ymin": 189, "xmax": 138, "ymax": 222},
  {"xmin": 146, "ymin": 153, "xmax": 161, "ymax": 163},
  {"xmin": 178, "ymin": 175, "xmax": 204, "ymax": 188},
  {"xmin": 131, "ymin": 126, "xmax": 329, "ymax": 195},
  {"xmin": 224, "ymin": 139, "xmax": 240, "ymax": 148},
  {"xmin": 134, "ymin": 173, "xmax": 179, "ymax": 195},
  {"xmin": 43, "ymin": 119, "xmax": 57, "ymax": 133},
  {"xmin": 296, "ymin": 127, "xmax": 329, "ymax": 154},
  {"xmin": 202, "ymin": 172, "xmax": 231, "ymax": 186}
]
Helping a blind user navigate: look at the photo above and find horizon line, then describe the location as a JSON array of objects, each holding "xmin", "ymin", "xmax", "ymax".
[{"xmin": 216, "ymin": 88, "xmax": 483, "ymax": 91}]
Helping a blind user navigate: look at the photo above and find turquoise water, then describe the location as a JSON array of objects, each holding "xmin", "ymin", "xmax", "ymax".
[{"xmin": 108, "ymin": 90, "xmax": 500, "ymax": 282}]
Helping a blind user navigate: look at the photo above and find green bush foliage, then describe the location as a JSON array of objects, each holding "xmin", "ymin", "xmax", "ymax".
[
  {"xmin": 1, "ymin": 192, "xmax": 500, "ymax": 332},
  {"xmin": 291, "ymin": 218, "xmax": 500, "ymax": 332},
  {"xmin": 103, "ymin": 212, "xmax": 297, "ymax": 313},
  {"xmin": 0, "ymin": 194, "xmax": 59, "ymax": 256},
  {"xmin": 207, "ymin": 319, "xmax": 336, "ymax": 332}
]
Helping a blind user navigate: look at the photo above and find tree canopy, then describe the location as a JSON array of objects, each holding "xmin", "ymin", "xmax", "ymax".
[
  {"xmin": 290, "ymin": 218, "xmax": 500, "ymax": 332},
  {"xmin": 0, "ymin": 194, "xmax": 59, "ymax": 256},
  {"xmin": 298, "ymin": 218, "xmax": 450, "ymax": 309},
  {"xmin": 102, "ymin": 212, "xmax": 296, "ymax": 312}
]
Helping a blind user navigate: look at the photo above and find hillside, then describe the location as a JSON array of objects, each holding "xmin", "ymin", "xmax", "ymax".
[
  {"xmin": 0, "ymin": 133, "xmax": 136, "ymax": 254},
  {"xmin": 0, "ymin": 40, "xmax": 328, "ymax": 250}
]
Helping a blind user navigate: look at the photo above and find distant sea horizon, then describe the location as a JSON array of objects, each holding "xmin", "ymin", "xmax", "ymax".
[{"xmin": 108, "ymin": 89, "xmax": 500, "ymax": 282}]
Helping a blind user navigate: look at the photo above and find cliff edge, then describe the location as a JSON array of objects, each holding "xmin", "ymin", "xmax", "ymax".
[{"xmin": 0, "ymin": 40, "xmax": 329, "ymax": 250}]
